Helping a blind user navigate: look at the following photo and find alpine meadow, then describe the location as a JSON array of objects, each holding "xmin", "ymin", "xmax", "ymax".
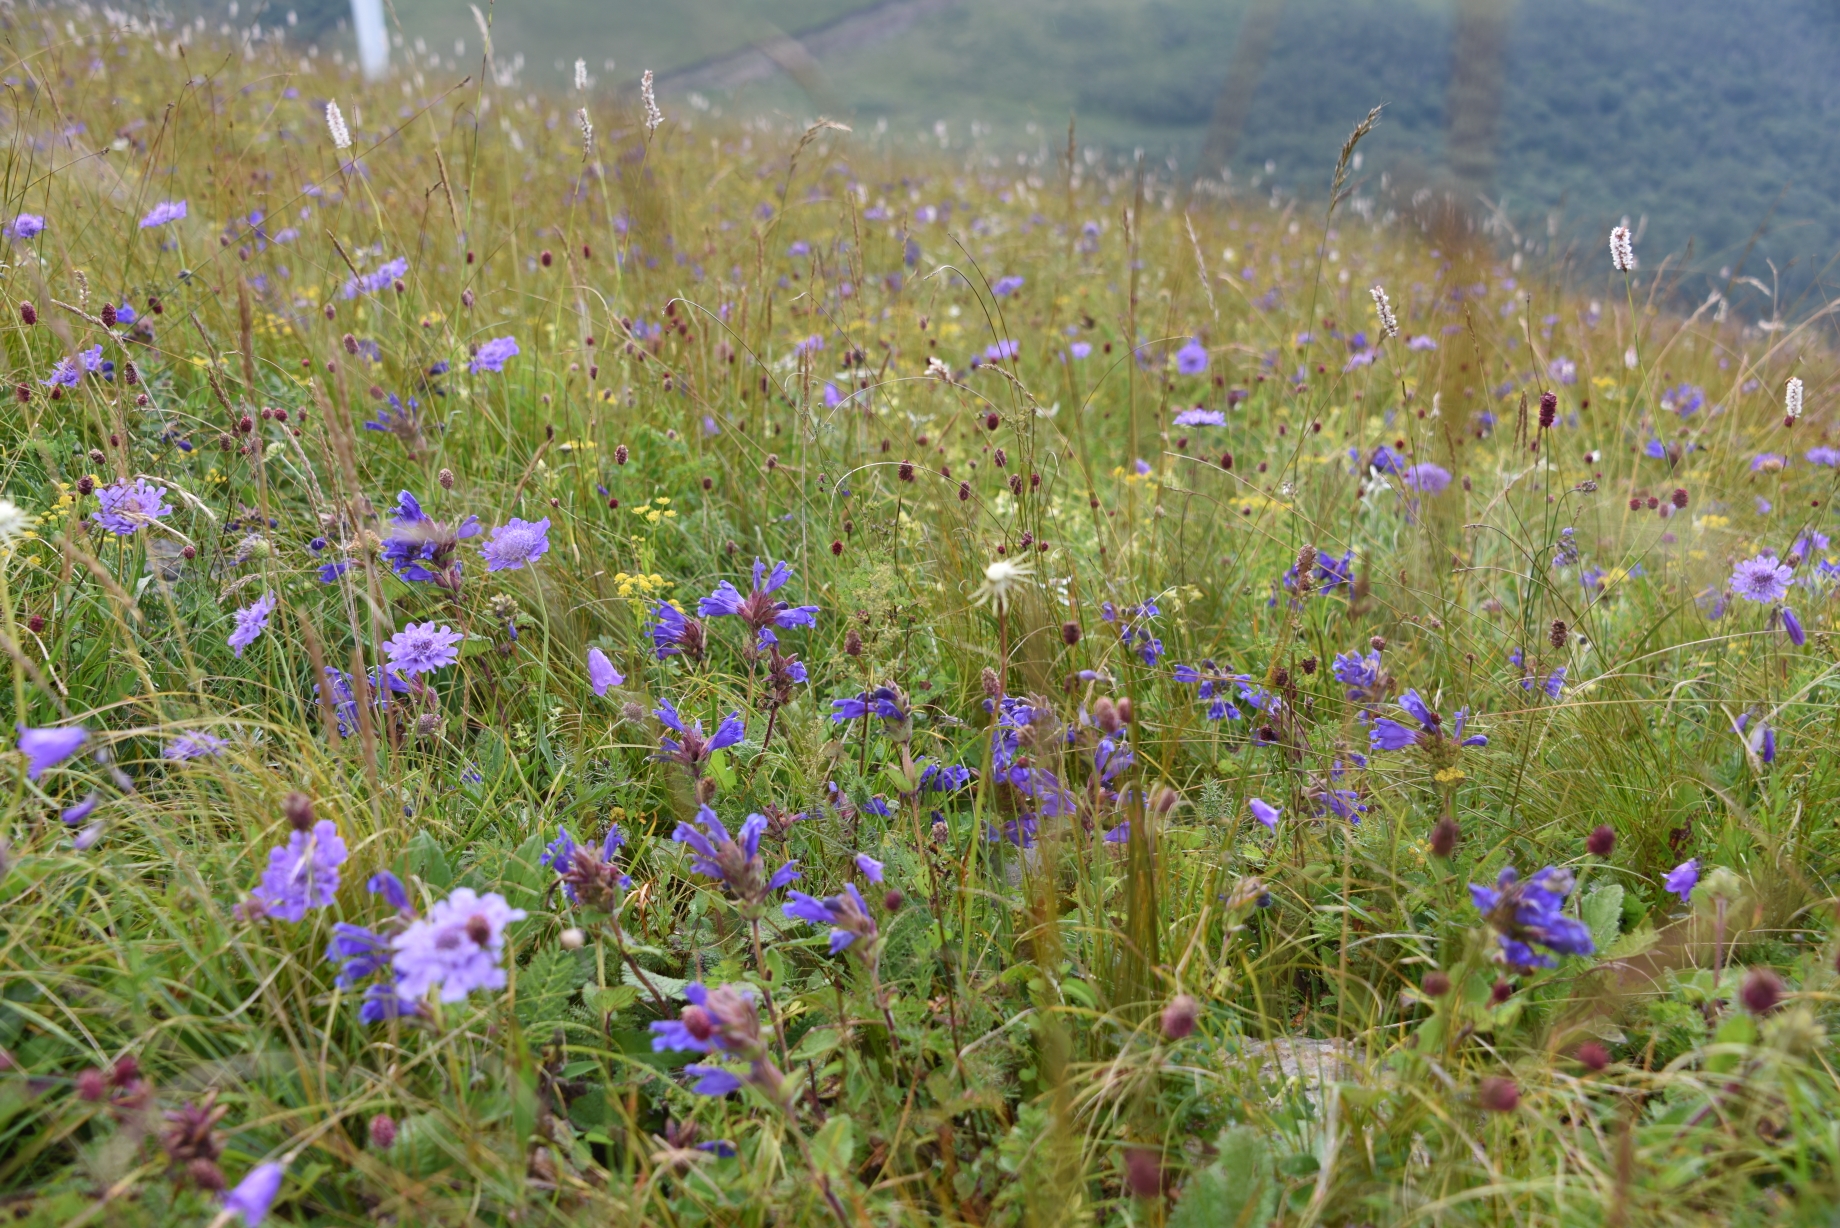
[{"xmin": 6, "ymin": 5, "xmax": 1840, "ymax": 1227}]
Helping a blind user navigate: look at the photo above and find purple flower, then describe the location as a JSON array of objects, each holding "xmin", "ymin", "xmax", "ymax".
[
  {"xmin": 992, "ymin": 275, "xmax": 1024, "ymax": 297},
  {"xmin": 40, "ymin": 358, "xmax": 80, "ymax": 388},
  {"xmin": 383, "ymin": 621, "xmax": 464, "ymax": 675},
  {"xmin": 698, "ymin": 558, "xmax": 819, "ymax": 645},
  {"xmin": 672, "ymin": 806, "xmax": 799, "ymax": 915},
  {"xmin": 1175, "ymin": 338, "xmax": 1209, "ymax": 375},
  {"xmin": 1069, "ymin": 341, "xmax": 1092, "ymax": 359},
  {"xmin": 855, "ymin": 853, "xmax": 884, "ymax": 882},
  {"xmin": 1249, "ymin": 798, "xmax": 1280, "ymax": 829},
  {"xmin": 829, "ymin": 686, "xmax": 908, "ymax": 726},
  {"xmin": 92, "ymin": 477, "xmax": 173, "ymax": 534},
  {"xmin": 164, "ymin": 732, "xmax": 228, "ymax": 760},
  {"xmin": 544, "ymin": 824, "xmax": 631, "ymax": 909},
  {"xmin": 469, "ymin": 336, "xmax": 520, "ymax": 373},
  {"xmin": 1736, "ymin": 713, "xmax": 1777, "ymax": 763},
  {"xmin": 390, "ymin": 887, "xmax": 526, "ymax": 1003},
  {"xmin": 6, "ymin": 213, "xmax": 45, "ymax": 239},
  {"xmin": 655, "ymin": 698, "xmax": 746, "ymax": 776},
  {"xmin": 77, "ymin": 346, "xmax": 104, "ymax": 372},
  {"xmin": 17, "ymin": 724, "xmax": 87, "ymax": 779},
  {"xmin": 1782, "ymin": 606, "xmax": 1806, "ymax": 646},
  {"xmin": 1403, "ymin": 463, "xmax": 1452, "ymax": 494},
  {"xmin": 382, "ymin": 489, "xmax": 480, "ymax": 590},
  {"xmin": 1370, "ymin": 689, "xmax": 1485, "ymax": 752},
  {"xmin": 221, "ymin": 1161, "xmax": 285, "ymax": 1225},
  {"xmin": 228, "ymin": 591, "xmax": 277, "ymax": 658},
  {"xmin": 1469, "ymin": 865, "xmax": 1594, "ymax": 969},
  {"xmin": 138, "ymin": 199, "xmax": 188, "ymax": 228},
  {"xmin": 1173, "ymin": 407, "xmax": 1225, "ymax": 426},
  {"xmin": 649, "ymin": 602, "xmax": 707, "ymax": 661},
  {"xmin": 1332, "ymin": 649, "xmax": 1386, "ymax": 704},
  {"xmin": 587, "ymin": 647, "xmax": 623, "ymax": 696},
  {"xmin": 341, "ymin": 256, "xmax": 408, "ymax": 298},
  {"xmin": 1407, "ymin": 335, "xmax": 1437, "ymax": 351},
  {"xmin": 251, "ymin": 820, "xmax": 348, "ymax": 922},
  {"xmin": 61, "ymin": 792, "xmax": 100, "ymax": 824},
  {"xmin": 479, "ymin": 517, "xmax": 550, "ymax": 571},
  {"xmin": 1731, "ymin": 556, "xmax": 1793, "ymax": 604},
  {"xmin": 1663, "ymin": 859, "xmax": 1698, "ymax": 903},
  {"xmin": 984, "ymin": 339, "xmax": 1019, "ymax": 362},
  {"xmin": 783, "ymin": 882, "xmax": 878, "ymax": 954},
  {"xmin": 1807, "ymin": 446, "xmax": 1840, "ymax": 467},
  {"xmin": 1369, "ymin": 717, "xmax": 1418, "ymax": 751},
  {"xmin": 650, "ymin": 985, "xmax": 788, "ymax": 1102},
  {"xmin": 1751, "ymin": 452, "xmax": 1787, "ymax": 472}
]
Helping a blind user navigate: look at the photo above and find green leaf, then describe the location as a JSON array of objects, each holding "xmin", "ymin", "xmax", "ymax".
[
  {"xmin": 1582, "ymin": 885, "xmax": 1625, "ymax": 952},
  {"xmin": 499, "ymin": 832, "xmax": 552, "ymax": 913},
  {"xmin": 622, "ymin": 964, "xmax": 691, "ymax": 999},
  {"xmin": 810, "ymin": 1113, "xmax": 855, "ymax": 1178},
  {"xmin": 405, "ymin": 830, "xmax": 453, "ymax": 891},
  {"xmin": 1172, "ymin": 1126, "xmax": 1277, "ymax": 1228},
  {"xmin": 709, "ymin": 749, "xmax": 736, "ymax": 791},
  {"xmin": 516, "ymin": 946, "xmax": 589, "ymax": 1027},
  {"xmin": 1060, "ymin": 977, "xmax": 1098, "ymax": 1010},
  {"xmin": 584, "ymin": 984, "xmax": 639, "ymax": 1014}
]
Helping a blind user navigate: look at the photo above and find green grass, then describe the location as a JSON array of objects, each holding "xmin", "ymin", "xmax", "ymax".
[{"xmin": 2, "ymin": 6, "xmax": 1840, "ymax": 1226}]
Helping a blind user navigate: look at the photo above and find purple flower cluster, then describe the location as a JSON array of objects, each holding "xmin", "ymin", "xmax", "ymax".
[
  {"xmin": 655, "ymin": 698, "xmax": 745, "ymax": 776},
  {"xmin": 1469, "ymin": 865, "xmax": 1594, "ymax": 970},
  {"xmin": 543, "ymin": 825, "xmax": 631, "ymax": 910},
  {"xmin": 698, "ymin": 558, "xmax": 819, "ymax": 647},
  {"xmin": 1369, "ymin": 690, "xmax": 1487, "ymax": 753},
  {"xmin": 649, "ymin": 982, "xmax": 787, "ymax": 1101},
  {"xmin": 92, "ymin": 477, "xmax": 173, "ymax": 535},
  {"xmin": 469, "ymin": 336, "xmax": 520, "ymax": 373},
  {"xmin": 250, "ymin": 820, "xmax": 348, "ymax": 922},
  {"xmin": 672, "ymin": 806, "xmax": 799, "ymax": 916},
  {"xmin": 382, "ymin": 490, "xmax": 479, "ymax": 590},
  {"xmin": 783, "ymin": 882, "xmax": 878, "ymax": 953},
  {"xmin": 649, "ymin": 602, "xmax": 708, "ymax": 661},
  {"xmin": 479, "ymin": 517, "xmax": 551, "ymax": 572},
  {"xmin": 390, "ymin": 887, "xmax": 527, "ymax": 1003},
  {"xmin": 383, "ymin": 621, "xmax": 464, "ymax": 676},
  {"xmin": 228, "ymin": 591, "xmax": 277, "ymax": 658},
  {"xmin": 342, "ymin": 256, "xmax": 408, "ymax": 298}
]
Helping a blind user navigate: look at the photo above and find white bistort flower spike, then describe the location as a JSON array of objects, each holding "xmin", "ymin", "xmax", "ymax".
[
  {"xmin": 1609, "ymin": 225, "xmax": 1635, "ymax": 272},
  {"xmin": 1370, "ymin": 284, "xmax": 1398, "ymax": 339},
  {"xmin": 641, "ymin": 70, "xmax": 663, "ymax": 132},
  {"xmin": 576, "ymin": 107, "xmax": 593, "ymax": 155},
  {"xmin": 325, "ymin": 99, "xmax": 352, "ymax": 151},
  {"xmin": 574, "ymin": 57, "xmax": 587, "ymax": 92},
  {"xmin": 1786, "ymin": 376, "xmax": 1804, "ymax": 422}
]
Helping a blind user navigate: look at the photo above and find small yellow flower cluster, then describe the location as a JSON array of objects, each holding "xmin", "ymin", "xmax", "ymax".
[
  {"xmin": 630, "ymin": 496, "xmax": 677, "ymax": 525},
  {"xmin": 1434, "ymin": 767, "xmax": 1466, "ymax": 784},
  {"xmin": 612, "ymin": 571, "xmax": 671, "ymax": 599}
]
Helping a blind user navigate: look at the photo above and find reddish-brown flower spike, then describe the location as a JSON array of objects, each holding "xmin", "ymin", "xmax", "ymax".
[
  {"xmin": 1672, "ymin": 487, "xmax": 1688, "ymax": 508},
  {"xmin": 101, "ymin": 303, "xmax": 116, "ymax": 327},
  {"xmin": 830, "ymin": 539, "xmax": 843, "ymax": 556},
  {"xmin": 1550, "ymin": 619, "xmax": 1568, "ymax": 649},
  {"xmin": 282, "ymin": 792, "xmax": 315, "ymax": 832},
  {"xmin": 18, "ymin": 301, "xmax": 35, "ymax": 325},
  {"xmin": 1161, "ymin": 994, "xmax": 1199, "ymax": 1040},
  {"xmin": 1478, "ymin": 1076, "xmax": 1519, "ymax": 1112},
  {"xmin": 1422, "ymin": 970, "xmax": 1451, "ymax": 997},
  {"xmin": 984, "ymin": 411, "xmax": 1000, "ymax": 431},
  {"xmin": 1538, "ymin": 390, "xmax": 1557, "ymax": 429},
  {"xmin": 883, "ymin": 888, "xmax": 904, "ymax": 912},
  {"xmin": 14, "ymin": 384, "xmax": 28, "ymax": 403},
  {"xmin": 342, "ymin": 333, "xmax": 358, "ymax": 354},
  {"xmin": 681, "ymin": 1005, "xmax": 713, "ymax": 1041},
  {"xmin": 1587, "ymin": 824, "xmax": 1615, "ymax": 857},
  {"xmin": 1575, "ymin": 1041, "xmax": 1610, "ymax": 1072},
  {"xmin": 1741, "ymin": 967, "xmax": 1784, "ymax": 1015},
  {"xmin": 582, "ymin": 244, "xmax": 592, "ymax": 260},
  {"xmin": 1123, "ymin": 1147, "xmax": 1161, "ymax": 1199},
  {"xmin": 958, "ymin": 482, "xmax": 971, "ymax": 502},
  {"xmin": 1062, "ymin": 621, "xmax": 1081, "ymax": 646},
  {"xmin": 368, "ymin": 1114, "xmax": 397, "ymax": 1149},
  {"xmin": 1430, "ymin": 816, "xmax": 1460, "ymax": 858},
  {"xmin": 540, "ymin": 249, "xmax": 553, "ymax": 267},
  {"xmin": 1628, "ymin": 497, "xmax": 1642, "ymax": 511},
  {"xmin": 615, "ymin": 444, "xmax": 629, "ymax": 465},
  {"xmin": 1489, "ymin": 979, "xmax": 1513, "ymax": 1005},
  {"xmin": 75, "ymin": 1068, "xmax": 107, "ymax": 1101}
]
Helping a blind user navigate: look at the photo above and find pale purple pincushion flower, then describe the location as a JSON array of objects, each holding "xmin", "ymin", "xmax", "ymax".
[
  {"xmin": 17, "ymin": 724, "xmax": 87, "ymax": 779},
  {"xmin": 1731, "ymin": 556, "xmax": 1793, "ymax": 604},
  {"xmin": 6, "ymin": 213, "xmax": 44, "ymax": 239},
  {"xmin": 164, "ymin": 731, "xmax": 228, "ymax": 760},
  {"xmin": 1175, "ymin": 338, "xmax": 1209, "ymax": 375},
  {"xmin": 1173, "ymin": 407, "xmax": 1225, "ymax": 426},
  {"xmin": 390, "ymin": 887, "xmax": 526, "ymax": 1003},
  {"xmin": 41, "ymin": 358, "xmax": 80, "ymax": 387},
  {"xmin": 139, "ymin": 199, "xmax": 187, "ymax": 228},
  {"xmin": 383, "ymin": 621, "xmax": 464, "ymax": 675},
  {"xmin": 221, "ymin": 1160, "xmax": 285, "ymax": 1225},
  {"xmin": 1663, "ymin": 858, "xmax": 1699, "ymax": 903},
  {"xmin": 251, "ymin": 819, "xmax": 348, "ymax": 922},
  {"xmin": 479, "ymin": 517, "xmax": 550, "ymax": 571},
  {"xmin": 228, "ymin": 591, "xmax": 277, "ymax": 658},
  {"xmin": 587, "ymin": 647, "xmax": 623, "ymax": 696},
  {"xmin": 469, "ymin": 336, "xmax": 519, "ymax": 373},
  {"xmin": 342, "ymin": 256, "xmax": 408, "ymax": 298},
  {"xmin": 92, "ymin": 477, "xmax": 173, "ymax": 535},
  {"xmin": 1403, "ymin": 463, "xmax": 1452, "ymax": 494}
]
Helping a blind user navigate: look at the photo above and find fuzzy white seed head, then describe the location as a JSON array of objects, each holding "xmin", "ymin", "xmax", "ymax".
[
  {"xmin": 1786, "ymin": 376, "xmax": 1804, "ymax": 420},
  {"xmin": 326, "ymin": 99, "xmax": 351, "ymax": 150},
  {"xmin": 641, "ymin": 69, "xmax": 662, "ymax": 132},
  {"xmin": 574, "ymin": 57, "xmax": 587, "ymax": 92},
  {"xmin": 576, "ymin": 107, "xmax": 593, "ymax": 154},
  {"xmin": 1370, "ymin": 285, "xmax": 1398, "ymax": 339},
  {"xmin": 1609, "ymin": 225, "xmax": 1635, "ymax": 272}
]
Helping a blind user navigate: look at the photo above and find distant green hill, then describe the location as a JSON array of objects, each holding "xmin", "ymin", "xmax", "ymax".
[{"xmin": 360, "ymin": 0, "xmax": 1840, "ymax": 309}]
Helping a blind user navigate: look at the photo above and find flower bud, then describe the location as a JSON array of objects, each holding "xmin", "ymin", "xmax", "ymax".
[
  {"xmin": 1586, "ymin": 824, "xmax": 1615, "ymax": 857},
  {"xmin": 1160, "ymin": 993, "xmax": 1199, "ymax": 1040},
  {"xmin": 1489, "ymin": 978, "xmax": 1513, "ymax": 1005},
  {"xmin": 883, "ymin": 889, "xmax": 904, "ymax": 912},
  {"xmin": 75, "ymin": 1068, "xmax": 107, "ymax": 1100},
  {"xmin": 462, "ymin": 288, "xmax": 475, "ymax": 308},
  {"xmin": 368, "ymin": 1114, "xmax": 397, "ymax": 1149},
  {"xmin": 1575, "ymin": 1041, "xmax": 1610, "ymax": 1072},
  {"xmin": 1538, "ymin": 390, "xmax": 1557, "ymax": 429},
  {"xmin": 615, "ymin": 443, "xmax": 629, "ymax": 465},
  {"xmin": 282, "ymin": 792, "xmax": 315, "ymax": 832},
  {"xmin": 1092, "ymin": 696, "xmax": 1120, "ymax": 734},
  {"xmin": 19, "ymin": 301, "xmax": 35, "ymax": 325},
  {"xmin": 439, "ymin": 467, "xmax": 455, "ymax": 490},
  {"xmin": 187, "ymin": 1159, "xmax": 226, "ymax": 1191},
  {"xmin": 1115, "ymin": 697, "xmax": 1133, "ymax": 724},
  {"xmin": 1478, "ymin": 1076, "xmax": 1519, "ymax": 1112},
  {"xmin": 76, "ymin": 475, "xmax": 95, "ymax": 496},
  {"xmin": 1550, "ymin": 619, "xmax": 1568, "ymax": 649},
  {"xmin": 984, "ymin": 411, "xmax": 1000, "ymax": 431},
  {"xmin": 101, "ymin": 302, "xmax": 116, "ymax": 327},
  {"xmin": 1370, "ymin": 635, "xmax": 1387, "ymax": 652},
  {"xmin": 681, "ymin": 1005, "xmax": 713, "ymax": 1041},
  {"xmin": 843, "ymin": 628, "xmax": 863, "ymax": 657},
  {"xmin": 1741, "ymin": 967, "xmax": 1783, "ymax": 1015},
  {"xmin": 1421, "ymin": 970, "xmax": 1451, "ymax": 997},
  {"xmin": 1430, "ymin": 815, "xmax": 1460, "ymax": 858},
  {"xmin": 1061, "ymin": 620, "xmax": 1082, "ymax": 646},
  {"xmin": 559, "ymin": 927, "xmax": 586, "ymax": 950},
  {"xmin": 899, "ymin": 460, "xmax": 915, "ymax": 482}
]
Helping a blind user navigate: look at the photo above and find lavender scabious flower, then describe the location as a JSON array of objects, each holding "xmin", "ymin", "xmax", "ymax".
[
  {"xmin": 164, "ymin": 731, "xmax": 228, "ymax": 760},
  {"xmin": 341, "ymin": 256, "xmax": 408, "ymax": 299},
  {"xmin": 1403, "ymin": 463, "xmax": 1452, "ymax": 495},
  {"xmin": 1174, "ymin": 338, "xmax": 1209, "ymax": 375},
  {"xmin": 654, "ymin": 698, "xmax": 745, "ymax": 776},
  {"xmin": 221, "ymin": 1160, "xmax": 285, "ymax": 1225},
  {"xmin": 6, "ymin": 213, "xmax": 45, "ymax": 239},
  {"xmin": 228, "ymin": 591, "xmax": 277, "ymax": 658},
  {"xmin": 697, "ymin": 558, "xmax": 820, "ymax": 646},
  {"xmin": 543, "ymin": 825, "xmax": 631, "ymax": 911},
  {"xmin": 251, "ymin": 820, "xmax": 348, "ymax": 922},
  {"xmin": 783, "ymin": 882, "xmax": 878, "ymax": 953},
  {"xmin": 650, "ymin": 982, "xmax": 788, "ymax": 1101},
  {"xmin": 1469, "ymin": 866, "xmax": 1595, "ymax": 970},
  {"xmin": 1664, "ymin": 858, "xmax": 1699, "ymax": 903},
  {"xmin": 383, "ymin": 621, "xmax": 464, "ymax": 676},
  {"xmin": 390, "ymin": 888, "xmax": 527, "ymax": 1004},
  {"xmin": 469, "ymin": 336, "xmax": 519, "ymax": 373},
  {"xmin": 139, "ymin": 199, "xmax": 188, "ymax": 228},
  {"xmin": 92, "ymin": 477, "xmax": 173, "ymax": 535},
  {"xmin": 1173, "ymin": 407, "xmax": 1225, "ymax": 427},
  {"xmin": 17, "ymin": 724, "xmax": 87, "ymax": 779},
  {"xmin": 673, "ymin": 806, "xmax": 799, "ymax": 916},
  {"xmin": 479, "ymin": 517, "xmax": 551, "ymax": 572},
  {"xmin": 649, "ymin": 601, "xmax": 708, "ymax": 662},
  {"xmin": 1731, "ymin": 555, "xmax": 1793, "ymax": 604},
  {"xmin": 381, "ymin": 490, "xmax": 480, "ymax": 590},
  {"xmin": 587, "ymin": 647, "xmax": 624, "ymax": 696},
  {"xmin": 41, "ymin": 357, "xmax": 80, "ymax": 387}
]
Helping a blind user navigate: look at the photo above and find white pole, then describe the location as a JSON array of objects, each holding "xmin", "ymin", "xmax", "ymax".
[{"xmin": 352, "ymin": 0, "xmax": 388, "ymax": 80}]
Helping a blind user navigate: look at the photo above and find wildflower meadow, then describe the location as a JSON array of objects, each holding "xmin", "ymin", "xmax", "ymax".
[{"xmin": 4, "ymin": 6, "xmax": 1840, "ymax": 1226}]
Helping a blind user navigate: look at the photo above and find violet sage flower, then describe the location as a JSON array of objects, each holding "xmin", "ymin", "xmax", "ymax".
[
  {"xmin": 1369, "ymin": 689, "xmax": 1487, "ymax": 753},
  {"xmin": 649, "ymin": 982, "xmax": 788, "ymax": 1102},
  {"xmin": 654, "ymin": 698, "xmax": 745, "ymax": 776},
  {"xmin": 381, "ymin": 490, "xmax": 479, "ymax": 590},
  {"xmin": 672, "ymin": 806, "xmax": 799, "ymax": 917},
  {"xmin": 1468, "ymin": 865, "xmax": 1595, "ymax": 970},
  {"xmin": 649, "ymin": 601, "xmax": 707, "ymax": 662},
  {"xmin": 783, "ymin": 882, "xmax": 878, "ymax": 953},
  {"xmin": 543, "ymin": 824, "xmax": 631, "ymax": 911},
  {"xmin": 697, "ymin": 558, "xmax": 820, "ymax": 646}
]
